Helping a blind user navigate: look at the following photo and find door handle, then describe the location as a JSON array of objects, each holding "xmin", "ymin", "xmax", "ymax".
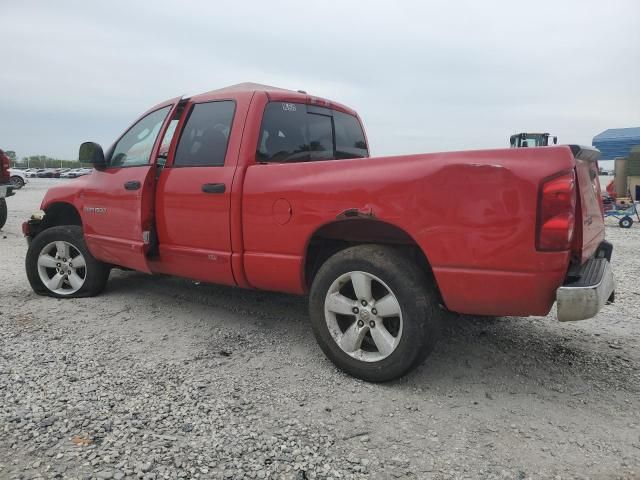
[
  {"xmin": 202, "ymin": 183, "xmax": 226, "ymax": 194},
  {"xmin": 124, "ymin": 180, "xmax": 141, "ymax": 190}
]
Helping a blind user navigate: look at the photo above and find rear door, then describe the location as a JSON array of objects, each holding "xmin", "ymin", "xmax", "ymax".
[
  {"xmin": 82, "ymin": 98, "xmax": 180, "ymax": 272},
  {"xmin": 153, "ymin": 99, "xmax": 238, "ymax": 285}
]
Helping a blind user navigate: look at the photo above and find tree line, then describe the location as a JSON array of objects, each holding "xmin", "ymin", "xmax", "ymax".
[{"xmin": 6, "ymin": 153, "xmax": 91, "ymax": 169}]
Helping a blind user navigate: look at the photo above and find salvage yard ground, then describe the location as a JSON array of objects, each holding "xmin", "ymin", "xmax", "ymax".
[{"xmin": 1, "ymin": 179, "xmax": 639, "ymax": 479}]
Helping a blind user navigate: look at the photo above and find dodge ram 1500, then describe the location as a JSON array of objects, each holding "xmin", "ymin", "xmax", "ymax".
[{"xmin": 23, "ymin": 83, "xmax": 615, "ymax": 381}]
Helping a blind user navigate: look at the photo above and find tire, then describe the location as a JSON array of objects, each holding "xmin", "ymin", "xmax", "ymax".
[
  {"xmin": 9, "ymin": 176, "xmax": 25, "ymax": 189},
  {"xmin": 309, "ymin": 244, "xmax": 442, "ymax": 382},
  {"xmin": 0, "ymin": 198, "xmax": 6, "ymax": 229},
  {"xmin": 619, "ymin": 216, "xmax": 633, "ymax": 229},
  {"xmin": 25, "ymin": 225, "xmax": 110, "ymax": 298}
]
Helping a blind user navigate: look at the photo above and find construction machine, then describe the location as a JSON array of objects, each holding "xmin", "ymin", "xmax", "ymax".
[{"xmin": 510, "ymin": 132, "xmax": 558, "ymax": 148}]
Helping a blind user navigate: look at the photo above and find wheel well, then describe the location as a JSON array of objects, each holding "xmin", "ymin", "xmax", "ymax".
[
  {"xmin": 304, "ymin": 219, "xmax": 435, "ymax": 290},
  {"xmin": 42, "ymin": 203, "xmax": 82, "ymax": 230}
]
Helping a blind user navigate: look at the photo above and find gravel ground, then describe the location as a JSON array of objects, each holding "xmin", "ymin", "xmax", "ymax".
[{"xmin": 1, "ymin": 179, "xmax": 639, "ymax": 480}]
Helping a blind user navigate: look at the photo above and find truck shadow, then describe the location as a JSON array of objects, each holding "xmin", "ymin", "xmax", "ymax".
[
  {"xmin": 406, "ymin": 313, "xmax": 637, "ymax": 397},
  {"xmin": 105, "ymin": 270, "xmax": 637, "ymax": 397}
]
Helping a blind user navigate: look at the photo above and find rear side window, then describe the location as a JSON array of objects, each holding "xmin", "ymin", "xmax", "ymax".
[
  {"xmin": 257, "ymin": 102, "xmax": 368, "ymax": 163},
  {"xmin": 173, "ymin": 101, "xmax": 235, "ymax": 167},
  {"xmin": 334, "ymin": 111, "xmax": 368, "ymax": 159}
]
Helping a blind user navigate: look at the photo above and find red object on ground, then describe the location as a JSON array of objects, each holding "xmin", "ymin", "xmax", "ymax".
[{"xmin": 0, "ymin": 149, "xmax": 10, "ymax": 184}]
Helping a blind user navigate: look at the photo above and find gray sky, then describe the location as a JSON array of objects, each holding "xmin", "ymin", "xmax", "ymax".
[{"xmin": 1, "ymin": 0, "xmax": 638, "ymax": 162}]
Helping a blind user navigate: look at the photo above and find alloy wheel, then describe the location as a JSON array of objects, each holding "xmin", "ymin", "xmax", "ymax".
[
  {"xmin": 37, "ymin": 241, "xmax": 87, "ymax": 295},
  {"xmin": 324, "ymin": 271, "xmax": 403, "ymax": 362}
]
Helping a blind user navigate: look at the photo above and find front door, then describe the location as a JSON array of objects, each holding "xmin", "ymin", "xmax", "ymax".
[
  {"xmin": 82, "ymin": 98, "xmax": 180, "ymax": 273},
  {"xmin": 153, "ymin": 99, "xmax": 238, "ymax": 285}
]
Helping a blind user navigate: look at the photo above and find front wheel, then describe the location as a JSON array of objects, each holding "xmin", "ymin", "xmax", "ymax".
[
  {"xmin": 25, "ymin": 225, "xmax": 110, "ymax": 298},
  {"xmin": 309, "ymin": 245, "xmax": 442, "ymax": 382},
  {"xmin": 10, "ymin": 176, "xmax": 25, "ymax": 189},
  {"xmin": 619, "ymin": 216, "xmax": 633, "ymax": 228}
]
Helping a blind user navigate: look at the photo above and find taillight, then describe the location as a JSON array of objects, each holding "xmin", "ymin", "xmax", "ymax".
[{"xmin": 536, "ymin": 170, "xmax": 576, "ymax": 251}]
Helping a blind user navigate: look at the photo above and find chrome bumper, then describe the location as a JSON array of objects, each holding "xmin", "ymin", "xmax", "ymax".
[{"xmin": 556, "ymin": 257, "xmax": 615, "ymax": 322}]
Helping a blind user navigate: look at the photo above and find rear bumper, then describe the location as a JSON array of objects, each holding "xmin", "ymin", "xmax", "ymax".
[{"xmin": 556, "ymin": 246, "xmax": 615, "ymax": 322}]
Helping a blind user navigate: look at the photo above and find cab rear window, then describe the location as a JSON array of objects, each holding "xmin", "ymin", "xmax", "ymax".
[{"xmin": 257, "ymin": 102, "xmax": 368, "ymax": 163}]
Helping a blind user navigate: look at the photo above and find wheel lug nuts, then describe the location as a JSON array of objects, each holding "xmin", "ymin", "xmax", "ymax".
[
  {"xmin": 357, "ymin": 320, "xmax": 364, "ymax": 328},
  {"xmin": 56, "ymin": 263, "xmax": 61, "ymax": 267},
  {"xmin": 361, "ymin": 300, "xmax": 367, "ymax": 306},
  {"xmin": 369, "ymin": 321, "xmax": 376, "ymax": 328},
  {"xmin": 352, "ymin": 307, "xmax": 359, "ymax": 314},
  {"xmin": 372, "ymin": 308, "xmax": 377, "ymax": 315}
]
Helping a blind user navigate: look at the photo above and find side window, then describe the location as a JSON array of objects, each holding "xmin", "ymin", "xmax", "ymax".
[
  {"xmin": 257, "ymin": 102, "xmax": 369, "ymax": 163},
  {"xmin": 257, "ymin": 102, "xmax": 308, "ymax": 163},
  {"xmin": 173, "ymin": 101, "xmax": 235, "ymax": 167},
  {"xmin": 108, "ymin": 106, "xmax": 171, "ymax": 167},
  {"xmin": 334, "ymin": 111, "xmax": 368, "ymax": 159}
]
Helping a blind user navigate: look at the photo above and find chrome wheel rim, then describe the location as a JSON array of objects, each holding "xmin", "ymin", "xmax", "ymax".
[
  {"xmin": 10, "ymin": 177, "xmax": 23, "ymax": 188},
  {"xmin": 324, "ymin": 271, "xmax": 403, "ymax": 362},
  {"xmin": 37, "ymin": 241, "xmax": 86, "ymax": 295}
]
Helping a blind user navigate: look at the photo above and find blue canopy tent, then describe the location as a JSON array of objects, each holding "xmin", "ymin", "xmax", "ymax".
[{"xmin": 592, "ymin": 127, "xmax": 640, "ymax": 160}]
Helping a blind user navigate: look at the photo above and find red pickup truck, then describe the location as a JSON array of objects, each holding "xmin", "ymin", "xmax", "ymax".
[
  {"xmin": 23, "ymin": 83, "xmax": 615, "ymax": 381},
  {"xmin": 0, "ymin": 149, "xmax": 15, "ymax": 229}
]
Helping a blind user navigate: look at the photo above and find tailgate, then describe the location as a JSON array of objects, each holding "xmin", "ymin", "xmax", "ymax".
[{"xmin": 570, "ymin": 145, "xmax": 605, "ymax": 263}]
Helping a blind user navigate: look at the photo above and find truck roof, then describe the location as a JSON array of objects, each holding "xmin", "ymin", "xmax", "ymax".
[{"xmin": 189, "ymin": 82, "xmax": 358, "ymax": 116}]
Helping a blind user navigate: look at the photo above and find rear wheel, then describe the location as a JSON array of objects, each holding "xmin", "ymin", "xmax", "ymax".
[
  {"xmin": 309, "ymin": 245, "xmax": 442, "ymax": 382},
  {"xmin": 0, "ymin": 198, "xmax": 6, "ymax": 229},
  {"xmin": 619, "ymin": 216, "xmax": 633, "ymax": 228},
  {"xmin": 26, "ymin": 225, "xmax": 110, "ymax": 298},
  {"xmin": 9, "ymin": 176, "xmax": 25, "ymax": 189}
]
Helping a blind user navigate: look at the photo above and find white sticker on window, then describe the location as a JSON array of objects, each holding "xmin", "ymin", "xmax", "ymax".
[{"xmin": 282, "ymin": 103, "xmax": 296, "ymax": 112}]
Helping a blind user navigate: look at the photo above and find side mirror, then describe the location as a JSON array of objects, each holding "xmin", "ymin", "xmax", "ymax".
[
  {"xmin": 79, "ymin": 142, "xmax": 106, "ymax": 168},
  {"xmin": 553, "ymin": 137, "xmax": 558, "ymax": 145}
]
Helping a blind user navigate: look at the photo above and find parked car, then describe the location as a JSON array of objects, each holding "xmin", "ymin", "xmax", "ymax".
[
  {"xmin": 61, "ymin": 168, "xmax": 92, "ymax": 178},
  {"xmin": 0, "ymin": 149, "xmax": 15, "ymax": 229},
  {"xmin": 36, "ymin": 169, "xmax": 55, "ymax": 178},
  {"xmin": 53, "ymin": 168, "xmax": 72, "ymax": 178},
  {"xmin": 8, "ymin": 168, "xmax": 27, "ymax": 189},
  {"xmin": 22, "ymin": 83, "xmax": 615, "ymax": 382},
  {"xmin": 60, "ymin": 169, "xmax": 80, "ymax": 178}
]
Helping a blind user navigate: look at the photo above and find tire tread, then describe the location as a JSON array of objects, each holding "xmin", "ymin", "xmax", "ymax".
[{"xmin": 309, "ymin": 244, "xmax": 442, "ymax": 382}]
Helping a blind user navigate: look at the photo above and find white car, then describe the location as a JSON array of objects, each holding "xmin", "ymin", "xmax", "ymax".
[
  {"xmin": 8, "ymin": 169, "xmax": 27, "ymax": 189},
  {"xmin": 61, "ymin": 168, "xmax": 89, "ymax": 178}
]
